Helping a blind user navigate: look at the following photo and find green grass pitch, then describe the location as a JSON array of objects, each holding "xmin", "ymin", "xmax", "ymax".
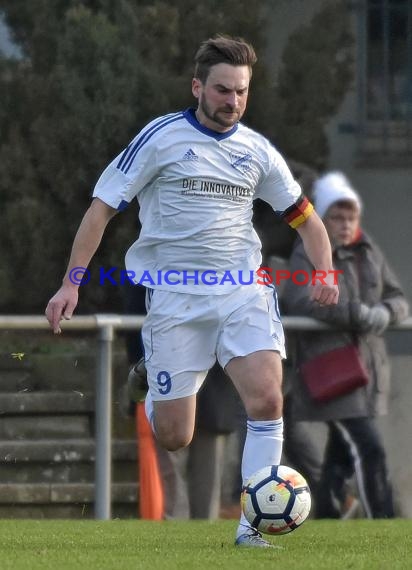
[{"xmin": 0, "ymin": 519, "xmax": 411, "ymax": 569}]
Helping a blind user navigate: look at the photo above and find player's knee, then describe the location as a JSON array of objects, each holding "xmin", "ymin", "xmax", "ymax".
[
  {"xmin": 246, "ymin": 390, "xmax": 283, "ymax": 420},
  {"xmin": 155, "ymin": 425, "xmax": 193, "ymax": 451},
  {"xmin": 151, "ymin": 396, "xmax": 196, "ymax": 451}
]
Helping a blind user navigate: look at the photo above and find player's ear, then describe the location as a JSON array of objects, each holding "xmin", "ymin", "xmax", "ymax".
[{"xmin": 192, "ymin": 77, "xmax": 201, "ymax": 99}]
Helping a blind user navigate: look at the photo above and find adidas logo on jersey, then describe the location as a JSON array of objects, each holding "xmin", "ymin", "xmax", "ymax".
[{"xmin": 183, "ymin": 148, "xmax": 199, "ymax": 161}]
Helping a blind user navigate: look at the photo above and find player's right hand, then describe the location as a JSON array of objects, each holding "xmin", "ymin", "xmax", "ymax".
[
  {"xmin": 309, "ymin": 270, "xmax": 339, "ymax": 306},
  {"xmin": 45, "ymin": 284, "xmax": 79, "ymax": 334}
]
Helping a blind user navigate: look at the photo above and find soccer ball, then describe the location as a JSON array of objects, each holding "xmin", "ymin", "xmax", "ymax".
[{"xmin": 241, "ymin": 465, "xmax": 311, "ymax": 535}]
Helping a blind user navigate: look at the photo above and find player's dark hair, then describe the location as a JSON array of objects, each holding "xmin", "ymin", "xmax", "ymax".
[{"xmin": 194, "ymin": 35, "xmax": 257, "ymax": 83}]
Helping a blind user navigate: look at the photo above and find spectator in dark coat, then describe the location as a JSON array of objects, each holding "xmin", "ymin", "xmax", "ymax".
[{"xmin": 283, "ymin": 171, "xmax": 409, "ymax": 518}]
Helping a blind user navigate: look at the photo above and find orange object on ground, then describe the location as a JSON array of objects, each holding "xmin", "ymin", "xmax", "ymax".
[{"xmin": 136, "ymin": 402, "xmax": 164, "ymax": 519}]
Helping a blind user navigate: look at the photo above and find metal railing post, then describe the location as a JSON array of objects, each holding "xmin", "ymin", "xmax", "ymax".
[{"xmin": 94, "ymin": 323, "xmax": 114, "ymax": 520}]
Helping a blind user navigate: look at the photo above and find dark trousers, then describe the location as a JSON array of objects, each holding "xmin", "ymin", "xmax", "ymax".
[
  {"xmin": 283, "ymin": 393, "xmax": 322, "ymax": 498},
  {"xmin": 316, "ymin": 417, "xmax": 394, "ymax": 519}
]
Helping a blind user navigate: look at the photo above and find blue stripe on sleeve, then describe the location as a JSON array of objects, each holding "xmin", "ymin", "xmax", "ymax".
[
  {"xmin": 117, "ymin": 199, "xmax": 130, "ymax": 211},
  {"xmin": 116, "ymin": 113, "xmax": 184, "ymax": 174}
]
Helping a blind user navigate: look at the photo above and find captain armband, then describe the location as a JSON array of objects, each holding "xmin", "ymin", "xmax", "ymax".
[{"xmin": 282, "ymin": 195, "xmax": 314, "ymax": 229}]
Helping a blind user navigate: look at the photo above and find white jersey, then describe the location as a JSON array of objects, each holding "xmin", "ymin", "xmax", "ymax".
[{"xmin": 93, "ymin": 108, "xmax": 302, "ymax": 294}]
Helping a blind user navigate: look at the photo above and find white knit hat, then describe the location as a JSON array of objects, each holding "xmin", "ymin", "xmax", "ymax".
[{"xmin": 313, "ymin": 171, "xmax": 362, "ymax": 219}]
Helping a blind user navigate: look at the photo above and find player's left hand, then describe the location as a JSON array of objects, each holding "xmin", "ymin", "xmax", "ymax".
[
  {"xmin": 45, "ymin": 283, "xmax": 79, "ymax": 334},
  {"xmin": 310, "ymin": 271, "xmax": 339, "ymax": 306}
]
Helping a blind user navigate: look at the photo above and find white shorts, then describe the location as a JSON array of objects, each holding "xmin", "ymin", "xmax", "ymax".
[{"xmin": 141, "ymin": 284, "xmax": 285, "ymax": 401}]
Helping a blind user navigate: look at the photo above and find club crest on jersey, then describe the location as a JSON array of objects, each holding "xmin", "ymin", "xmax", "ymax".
[
  {"xmin": 182, "ymin": 148, "xmax": 199, "ymax": 161},
  {"xmin": 229, "ymin": 151, "xmax": 252, "ymax": 174}
]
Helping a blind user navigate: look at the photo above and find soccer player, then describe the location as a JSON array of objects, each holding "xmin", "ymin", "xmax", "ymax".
[{"xmin": 45, "ymin": 36, "xmax": 338, "ymax": 547}]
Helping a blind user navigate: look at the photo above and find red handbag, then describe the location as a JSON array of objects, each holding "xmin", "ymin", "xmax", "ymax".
[{"xmin": 300, "ymin": 344, "xmax": 369, "ymax": 403}]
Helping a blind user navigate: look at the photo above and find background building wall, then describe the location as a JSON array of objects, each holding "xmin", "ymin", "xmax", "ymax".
[{"xmin": 265, "ymin": 1, "xmax": 411, "ymax": 302}]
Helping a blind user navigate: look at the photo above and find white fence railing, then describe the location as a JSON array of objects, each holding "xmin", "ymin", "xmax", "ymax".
[{"xmin": 1, "ymin": 314, "xmax": 411, "ymax": 519}]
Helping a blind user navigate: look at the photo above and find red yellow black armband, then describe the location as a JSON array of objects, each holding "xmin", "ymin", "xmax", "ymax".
[{"xmin": 283, "ymin": 195, "xmax": 314, "ymax": 229}]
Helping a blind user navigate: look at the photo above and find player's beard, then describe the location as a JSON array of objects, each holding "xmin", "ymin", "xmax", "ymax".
[{"xmin": 199, "ymin": 96, "xmax": 242, "ymax": 130}]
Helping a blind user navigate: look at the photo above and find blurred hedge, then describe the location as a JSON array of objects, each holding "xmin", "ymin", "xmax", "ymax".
[{"xmin": 0, "ymin": 0, "xmax": 352, "ymax": 313}]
